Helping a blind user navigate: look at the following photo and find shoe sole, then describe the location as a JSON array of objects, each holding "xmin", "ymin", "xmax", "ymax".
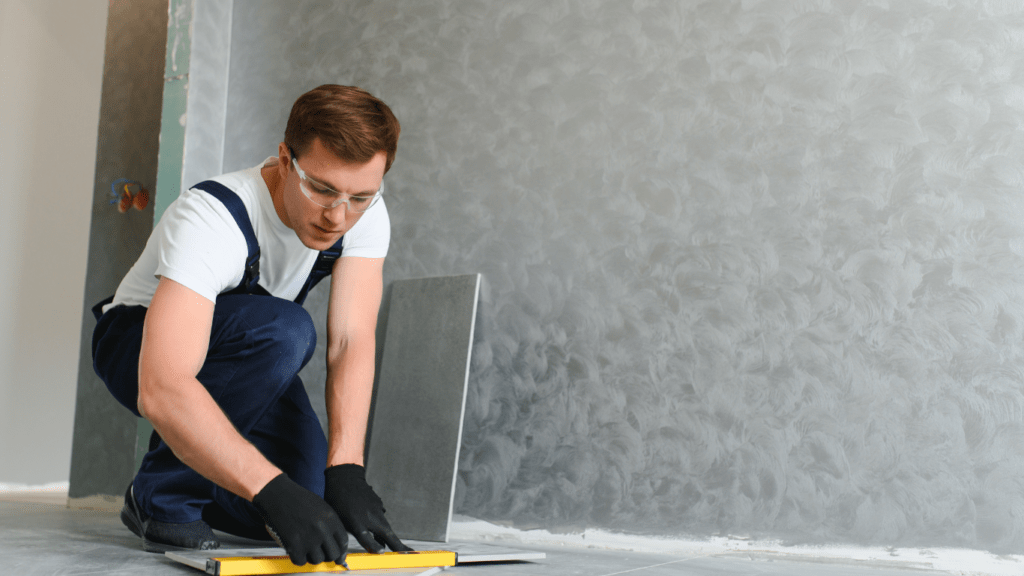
[
  {"xmin": 120, "ymin": 506, "xmax": 144, "ymax": 540},
  {"xmin": 121, "ymin": 487, "xmax": 211, "ymax": 553}
]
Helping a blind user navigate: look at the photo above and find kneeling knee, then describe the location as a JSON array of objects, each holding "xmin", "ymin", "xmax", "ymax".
[
  {"xmin": 265, "ymin": 302, "xmax": 317, "ymax": 369},
  {"xmin": 214, "ymin": 297, "xmax": 318, "ymax": 374}
]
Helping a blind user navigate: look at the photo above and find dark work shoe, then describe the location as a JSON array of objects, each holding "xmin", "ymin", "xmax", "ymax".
[{"xmin": 120, "ymin": 484, "xmax": 220, "ymax": 552}]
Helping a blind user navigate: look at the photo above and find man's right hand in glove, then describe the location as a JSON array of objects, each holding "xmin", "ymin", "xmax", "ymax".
[{"xmin": 252, "ymin": 474, "xmax": 348, "ymax": 567}]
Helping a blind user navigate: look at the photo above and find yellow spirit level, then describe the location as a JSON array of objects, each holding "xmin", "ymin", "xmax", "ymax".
[{"xmin": 201, "ymin": 550, "xmax": 456, "ymax": 575}]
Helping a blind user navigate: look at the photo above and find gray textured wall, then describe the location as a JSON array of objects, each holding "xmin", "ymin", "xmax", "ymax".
[
  {"xmin": 69, "ymin": 0, "xmax": 167, "ymax": 499},
  {"xmin": 223, "ymin": 0, "xmax": 1024, "ymax": 552}
]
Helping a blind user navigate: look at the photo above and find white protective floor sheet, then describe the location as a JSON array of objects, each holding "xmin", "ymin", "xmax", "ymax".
[{"xmin": 1, "ymin": 490, "xmax": 1020, "ymax": 576}]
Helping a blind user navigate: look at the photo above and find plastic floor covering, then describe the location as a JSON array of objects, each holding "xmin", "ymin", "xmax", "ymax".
[{"xmin": 0, "ymin": 497, "xmax": 979, "ymax": 576}]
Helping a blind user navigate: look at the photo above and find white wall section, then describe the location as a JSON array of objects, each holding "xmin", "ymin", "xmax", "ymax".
[{"xmin": 0, "ymin": 0, "xmax": 107, "ymax": 484}]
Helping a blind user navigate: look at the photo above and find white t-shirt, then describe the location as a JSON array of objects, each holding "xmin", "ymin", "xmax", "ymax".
[{"xmin": 106, "ymin": 157, "xmax": 390, "ymax": 311}]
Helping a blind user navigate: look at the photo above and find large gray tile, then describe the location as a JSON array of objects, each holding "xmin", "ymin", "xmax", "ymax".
[
  {"xmin": 68, "ymin": 0, "xmax": 168, "ymax": 503},
  {"xmin": 366, "ymin": 274, "xmax": 482, "ymax": 542}
]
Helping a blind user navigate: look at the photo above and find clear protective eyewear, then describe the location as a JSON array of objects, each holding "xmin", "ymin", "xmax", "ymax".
[{"xmin": 289, "ymin": 149, "xmax": 382, "ymax": 212}]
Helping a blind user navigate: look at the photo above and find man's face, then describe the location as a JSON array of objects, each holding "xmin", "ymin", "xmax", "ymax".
[{"xmin": 276, "ymin": 138, "xmax": 386, "ymax": 251}]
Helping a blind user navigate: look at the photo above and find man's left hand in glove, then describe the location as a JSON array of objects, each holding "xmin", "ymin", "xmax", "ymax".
[{"xmin": 323, "ymin": 464, "xmax": 413, "ymax": 553}]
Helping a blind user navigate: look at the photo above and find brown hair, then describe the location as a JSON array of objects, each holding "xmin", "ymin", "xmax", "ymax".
[{"xmin": 285, "ymin": 85, "xmax": 401, "ymax": 173}]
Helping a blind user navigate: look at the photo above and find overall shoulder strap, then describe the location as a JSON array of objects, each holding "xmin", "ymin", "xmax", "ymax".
[
  {"xmin": 192, "ymin": 180, "xmax": 261, "ymax": 294},
  {"xmin": 294, "ymin": 236, "xmax": 344, "ymax": 305}
]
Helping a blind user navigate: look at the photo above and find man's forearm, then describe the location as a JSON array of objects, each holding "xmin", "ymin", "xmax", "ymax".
[
  {"xmin": 324, "ymin": 335, "xmax": 377, "ymax": 467},
  {"xmin": 139, "ymin": 371, "xmax": 282, "ymax": 501}
]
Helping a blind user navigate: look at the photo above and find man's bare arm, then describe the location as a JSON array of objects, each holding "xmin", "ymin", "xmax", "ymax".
[
  {"xmin": 324, "ymin": 256, "xmax": 384, "ymax": 467},
  {"xmin": 321, "ymin": 255, "xmax": 409, "ymax": 553},
  {"xmin": 138, "ymin": 276, "xmax": 281, "ymax": 501}
]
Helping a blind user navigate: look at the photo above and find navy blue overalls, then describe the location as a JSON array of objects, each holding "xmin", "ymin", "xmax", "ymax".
[{"xmin": 91, "ymin": 180, "xmax": 342, "ymax": 538}]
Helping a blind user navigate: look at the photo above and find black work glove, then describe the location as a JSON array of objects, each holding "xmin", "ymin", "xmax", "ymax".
[
  {"xmin": 323, "ymin": 464, "xmax": 412, "ymax": 553},
  {"xmin": 252, "ymin": 474, "xmax": 348, "ymax": 567}
]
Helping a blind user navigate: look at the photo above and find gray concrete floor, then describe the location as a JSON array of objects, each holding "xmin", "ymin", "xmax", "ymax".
[{"xmin": 0, "ymin": 499, "xmax": 966, "ymax": 576}]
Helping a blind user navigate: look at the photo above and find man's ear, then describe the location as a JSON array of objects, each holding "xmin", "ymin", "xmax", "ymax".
[{"xmin": 277, "ymin": 142, "xmax": 290, "ymax": 178}]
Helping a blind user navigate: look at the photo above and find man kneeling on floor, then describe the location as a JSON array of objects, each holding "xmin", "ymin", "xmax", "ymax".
[{"xmin": 91, "ymin": 85, "xmax": 409, "ymax": 566}]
